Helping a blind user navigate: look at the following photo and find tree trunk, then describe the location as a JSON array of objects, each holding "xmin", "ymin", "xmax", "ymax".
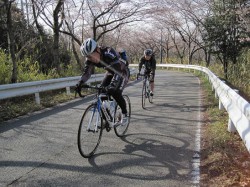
[
  {"xmin": 203, "ymin": 47, "xmax": 211, "ymax": 67},
  {"xmin": 53, "ymin": 0, "xmax": 64, "ymax": 75},
  {"xmin": 188, "ymin": 41, "xmax": 191, "ymax": 64},
  {"xmin": 223, "ymin": 55, "xmax": 228, "ymax": 80},
  {"xmin": 31, "ymin": 0, "xmax": 47, "ymax": 44},
  {"xmin": 53, "ymin": 28, "xmax": 61, "ymax": 73},
  {"xmin": 180, "ymin": 56, "xmax": 184, "ymax": 64},
  {"xmin": 72, "ymin": 38, "xmax": 82, "ymax": 70},
  {"xmin": 5, "ymin": 0, "xmax": 17, "ymax": 83},
  {"xmin": 93, "ymin": 19, "xmax": 97, "ymax": 40}
]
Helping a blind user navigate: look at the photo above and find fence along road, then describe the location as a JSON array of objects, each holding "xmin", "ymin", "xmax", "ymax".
[{"xmin": 0, "ymin": 70, "xmax": 201, "ymax": 187}]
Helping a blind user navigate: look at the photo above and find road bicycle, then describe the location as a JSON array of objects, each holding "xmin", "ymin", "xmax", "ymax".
[
  {"xmin": 76, "ymin": 84, "xmax": 131, "ymax": 158},
  {"xmin": 137, "ymin": 73, "xmax": 153, "ymax": 109}
]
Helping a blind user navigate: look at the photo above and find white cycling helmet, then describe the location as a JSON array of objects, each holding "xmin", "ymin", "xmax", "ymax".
[{"xmin": 80, "ymin": 38, "xmax": 97, "ymax": 56}]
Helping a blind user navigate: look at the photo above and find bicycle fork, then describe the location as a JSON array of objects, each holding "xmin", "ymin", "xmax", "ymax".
[{"xmin": 87, "ymin": 106, "xmax": 100, "ymax": 133}]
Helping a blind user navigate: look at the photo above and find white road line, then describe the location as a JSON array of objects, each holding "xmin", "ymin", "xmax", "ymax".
[{"xmin": 191, "ymin": 77, "xmax": 201, "ymax": 186}]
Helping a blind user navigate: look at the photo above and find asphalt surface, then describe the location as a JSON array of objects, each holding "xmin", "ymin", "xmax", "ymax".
[{"xmin": 0, "ymin": 70, "xmax": 202, "ymax": 187}]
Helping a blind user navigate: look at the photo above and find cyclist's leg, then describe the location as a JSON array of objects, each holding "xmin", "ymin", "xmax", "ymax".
[
  {"xmin": 114, "ymin": 94, "xmax": 130, "ymax": 136},
  {"xmin": 111, "ymin": 71, "xmax": 129, "ymax": 125},
  {"xmin": 149, "ymin": 70, "xmax": 155, "ymax": 95},
  {"xmin": 112, "ymin": 91, "xmax": 127, "ymax": 114},
  {"xmin": 112, "ymin": 69, "xmax": 129, "ymax": 113},
  {"xmin": 101, "ymin": 72, "xmax": 113, "ymax": 87}
]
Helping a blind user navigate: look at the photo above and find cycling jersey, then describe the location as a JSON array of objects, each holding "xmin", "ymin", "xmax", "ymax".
[
  {"xmin": 139, "ymin": 55, "xmax": 156, "ymax": 72},
  {"xmin": 80, "ymin": 47, "xmax": 128, "ymax": 83},
  {"xmin": 79, "ymin": 46, "xmax": 129, "ymax": 114},
  {"xmin": 139, "ymin": 55, "xmax": 156, "ymax": 82}
]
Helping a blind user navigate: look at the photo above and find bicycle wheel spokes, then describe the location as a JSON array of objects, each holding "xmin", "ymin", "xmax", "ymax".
[
  {"xmin": 114, "ymin": 95, "xmax": 131, "ymax": 137},
  {"xmin": 77, "ymin": 104, "xmax": 103, "ymax": 158}
]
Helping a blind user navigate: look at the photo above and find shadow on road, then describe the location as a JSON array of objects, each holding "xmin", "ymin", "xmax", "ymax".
[{"xmin": 0, "ymin": 96, "xmax": 95, "ymax": 133}]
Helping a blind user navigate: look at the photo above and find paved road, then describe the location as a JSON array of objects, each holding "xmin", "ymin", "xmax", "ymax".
[{"xmin": 0, "ymin": 70, "xmax": 202, "ymax": 187}]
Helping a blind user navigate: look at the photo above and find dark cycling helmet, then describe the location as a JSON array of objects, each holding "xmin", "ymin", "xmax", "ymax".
[
  {"xmin": 144, "ymin": 49, "xmax": 153, "ymax": 56},
  {"xmin": 80, "ymin": 38, "xmax": 97, "ymax": 56}
]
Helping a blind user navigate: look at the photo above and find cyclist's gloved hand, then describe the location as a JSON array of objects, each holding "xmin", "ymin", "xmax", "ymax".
[
  {"xmin": 75, "ymin": 80, "xmax": 83, "ymax": 93},
  {"xmin": 101, "ymin": 86, "xmax": 108, "ymax": 93}
]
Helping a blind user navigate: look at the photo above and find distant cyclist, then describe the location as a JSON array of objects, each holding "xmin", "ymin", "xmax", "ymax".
[
  {"xmin": 118, "ymin": 49, "xmax": 130, "ymax": 79},
  {"xmin": 138, "ymin": 49, "xmax": 156, "ymax": 96},
  {"xmin": 76, "ymin": 38, "xmax": 130, "ymax": 125}
]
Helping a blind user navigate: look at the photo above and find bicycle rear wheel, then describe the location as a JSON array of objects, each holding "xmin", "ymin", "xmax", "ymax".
[
  {"xmin": 114, "ymin": 95, "xmax": 131, "ymax": 137},
  {"xmin": 77, "ymin": 103, "xmax": 103, "ymax": 158}
]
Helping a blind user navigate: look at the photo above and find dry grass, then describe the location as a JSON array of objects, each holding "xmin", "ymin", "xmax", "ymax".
[{"xmin": 198, "ymin": 74, "xmax": 250, "ymax": 187}]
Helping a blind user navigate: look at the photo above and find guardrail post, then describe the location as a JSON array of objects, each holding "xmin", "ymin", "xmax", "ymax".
[
  {"xmin": 227, "ymin": 89, "xmax": 239, "ymax": 133},
  {"xmin": 215, "ymin": 90, "xmax": 218, "ymax": 98},
  {"xmin": 35, "ymin": 92, "xmax": 40, "ymax": 104},
  {"xmin": 66, "ymin": 87, "xmax": 70, "ymax": 95},
  {"xmin": 234, "ymin": 89, "xmax": 239, "ymax": 94},
  {"xmin": 219, "ymin": 99, "xmax": 224, "ymax": 110},
  {"xmin": 228, "ymin": 118, "xmax": 237, "ymax": 132}
]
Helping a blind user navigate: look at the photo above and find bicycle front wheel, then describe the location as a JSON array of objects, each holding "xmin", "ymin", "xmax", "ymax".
[
  {"xmin": 142, "ymin": 81, "xmax": 147, "ymax": 109},
  {"xmin": 114, "ymin": 95, "xmax": 131, "ymax": 137},
  {"xmin": 148, "ymin": 91, "xmax": 153, "ymax": 103},
  {"xmin": 77, "ymin": 103, "xmax": 103, "ymax": 158}
]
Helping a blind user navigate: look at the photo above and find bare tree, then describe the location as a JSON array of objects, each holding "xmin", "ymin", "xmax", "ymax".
[
  {"xmin": 169, "ymin": 29, "xmax": 186, "ymax": 64},
  {"xmin": 163, "ymin": 29, "xmax": 175, "ymax": 63},
  {"xmin": 63, "ymin": 0, "xmax": 85, "ymax": 69},
  {"xmin": 174, "ymin": 0, "xmax": 213, "ymax": 66},
  {"xmin": 2, "ymin": 0, "xmax": 17, "ymax": 83},
  {"xmin": 52, "ymin": 0, "xmax": 64, "ymax": 74},
  {"xmin": 151, "ymin": 0, "xmax": 213, "ymax": 65},
  {"xmin": 29, "ymin": 0, "xmax": 151, "ymax": 71},
  {"xmin": 85, "ymin": 0, "xmax": 148, "ymax": 41},
  {"xmin": 29, "ymin": 0, "xmax": 65, "ymax": 74}
]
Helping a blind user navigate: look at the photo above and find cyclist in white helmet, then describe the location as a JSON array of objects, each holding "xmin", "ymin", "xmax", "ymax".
[
  {"xmin": 138, "ymin": 49, "xmax": 156, "ymax": 96},
  {"xmin": 76, "ymin": 38, "xmax": 130, "ymax": 126}
]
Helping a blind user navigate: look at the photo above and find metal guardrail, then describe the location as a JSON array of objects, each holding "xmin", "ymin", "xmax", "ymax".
[
  {"xmin": 0, "ymin": 68, "xmax": 137, "ymax": 104},
  {"xmin": 1, "ymin": 64, "xmax": 249, "ymax": 153},
  {"xmin": 130, "ymin": 63, "xmax": 250, "ymax": 153}
]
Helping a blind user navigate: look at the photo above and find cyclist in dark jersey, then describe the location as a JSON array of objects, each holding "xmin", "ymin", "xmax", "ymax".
[
  {"xmin": 138, "ymin": 49, "xmax": 156, "ymax": 96},
  {"xmin": 118, "ymin": 49, "xmax": 130, "ymax": 79},
  {"xmin": 76, "ymin": 38, "xmax": 129, "ymax": 125}
]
